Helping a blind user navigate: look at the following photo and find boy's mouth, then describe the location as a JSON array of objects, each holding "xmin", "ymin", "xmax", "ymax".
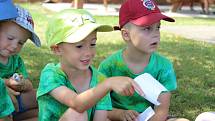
[{"xmin": 80, "ymin": 59, "xmax": 90, "ymax": 65}]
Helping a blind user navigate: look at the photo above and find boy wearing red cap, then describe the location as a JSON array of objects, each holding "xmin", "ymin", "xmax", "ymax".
[{"xmin": 99, "ymin": 0, "xmax": 189, "ymax": 121}]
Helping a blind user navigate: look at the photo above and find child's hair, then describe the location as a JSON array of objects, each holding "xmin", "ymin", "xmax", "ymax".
[
  {"xmin": 0, "ymin": 0, "xmax": 18, "ymax": 20},
  {"xmin": 46, "ymin": 9, "xmax": 113, "ymax": 47},
  {"xmin": 115, "ymin": 0, "xmax": 175, "ymax": 30},
  {"xmin": 12, "ymin": 5, "xmax": 41, "ymax": 47}
]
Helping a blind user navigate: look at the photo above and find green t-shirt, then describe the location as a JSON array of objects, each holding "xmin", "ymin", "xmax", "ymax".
[
  {"xmin": 0, "ymin": 54, "xmax": 28, "ymax": 79},
  {"xmin": 98, "ymin": 49, "xmax": 177, "ymax": 113},
  {"xmin": 0, "ymin": 78, "xmax": 15, "ymax": 118},
  {"xmin": 37, "ymin": 63, "xmax": 112, "ymax": 121}
]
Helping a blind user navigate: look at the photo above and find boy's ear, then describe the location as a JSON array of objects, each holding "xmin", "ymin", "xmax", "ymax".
[
  {"xmin": 121, "ymin": 29, "xmax": 130, "ymax": 42},
  {"xmin": 50, "ymin": 45, "xmax": 62, "ymax": 56}
]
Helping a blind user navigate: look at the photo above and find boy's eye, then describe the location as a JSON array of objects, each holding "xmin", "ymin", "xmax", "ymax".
[
  {"xmin": 76, "ymin": 45, "xmax": 83, "ymax": 48},
  {"xmin": 90, "ymin": 43, "xmax": 96, "ymax": 47},
  {"xmin": 156, "ymin": 26, "xmax": 161, "ymax": 30},
  {"xmin": 8, "ymin": 37, "xmax": 14, "ymax": 40},
  {"xmin": 143, "ymin": 27, "xmax": 151, "ymax": 31},
  {"xmin": 18, "ymin": 40, "xmax": 27, "ymax": 45},
  {"xmin": 18, "ymin": 42, "xmax": 25, "ymax": 45}
]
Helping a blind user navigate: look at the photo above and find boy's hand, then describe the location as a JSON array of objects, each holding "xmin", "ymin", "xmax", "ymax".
[
  {"xmin": 120, "ymin": 110, "xmax": 139, "ymax": 121},
  {"xmin": 107, "ymin": 77, "xmax": 144, "ymax": 96},
  {"xmin": 7, "ymin": 74, "xmax": 25, "ymax": 91},
  {"xmin": 6, "ymin": 86, "xmax": 20, "ymax": 96}
]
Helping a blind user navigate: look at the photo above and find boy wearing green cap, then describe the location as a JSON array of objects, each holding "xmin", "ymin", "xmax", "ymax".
[{"xmin": 37, "ymin": 9, "xmax": 143, "ymax": 121}]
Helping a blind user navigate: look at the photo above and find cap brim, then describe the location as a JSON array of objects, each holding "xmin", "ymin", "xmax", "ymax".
[
  {"xmin": 131, "ymin": 13, "xmax": 175, "ymax": 26},
  {"xmin": 63, "ymin": 23, "xmax": 113, "ymax": 44},
  {"xmin": 13, "ymin": 21, "xmax": 41, "ymax": 47},
  {"xmin": 31, "ymin": 33, "xmax": 41, "ymax": 47},
  {"xmin": 0, "ymin": 0, "xmax": 18, "ymax": 20}
]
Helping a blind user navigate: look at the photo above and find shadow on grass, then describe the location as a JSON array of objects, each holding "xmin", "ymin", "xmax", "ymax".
[{"xmin": 159, "ymin": 33, "xmax": 215, "ymax": 120}]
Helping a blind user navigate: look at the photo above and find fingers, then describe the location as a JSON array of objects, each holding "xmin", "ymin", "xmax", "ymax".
[
  {"xmin": 8, "ymin": 78, "xmax": 20, "ymax": 85},
  {"xmin": 129, "ymin": 111, "xmax": 139, "ymax": 121},
  {"xmin": 131, "ymin": 81, "xmax": 144, "ymax": 96},
  {"xmin": 111, "ymin": 77, "xmax": 143, "ymax": 96},
  {"xmin": 123, "ymin": 110, "xmax": 139, "ymax": 121},
  {"xmin": 7, "ymin": 87, "xmax": 20, "ymax": 96},
  {"xmin": 128, "ymin": 85, "xmax": 135, "ymax": 95},
  {"xmin": 19, "ymin": 74, "xmax": 23, "ymax": 79},
  {"xmin": 122, "ymin": 89, "xmax": 131, "ymax": 96},
  {"xmin": 121, "ymin": 83, "xmax": 135, "ymax": 96},
  {"xmin": 125, "ymin": 113, "xmax": 133, "ymax": 121},
  {"xmin": 132, "ymin": 111, "xmax": 139, "ymax": 117},
  {"xmin": 8, "ymin": 76, "xmax": 25, "ymax": 91}
]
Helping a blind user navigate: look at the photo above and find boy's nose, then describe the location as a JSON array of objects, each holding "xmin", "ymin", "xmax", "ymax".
[
  {"xmin": 153, "ymin": 30, "xmax": 160, "ymax": 36},
  {"xmin": 83, "ymin": 46, "xmax": 94, "ymax": 56}
]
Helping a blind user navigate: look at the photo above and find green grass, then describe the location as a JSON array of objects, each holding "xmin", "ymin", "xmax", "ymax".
[
  {"xmin": 17, "ymin": 3, "xmax": 215, "ymax": 120},
  {"xmin": 163, "ymin": 17, "xmax": 215, "ymax": 26}
]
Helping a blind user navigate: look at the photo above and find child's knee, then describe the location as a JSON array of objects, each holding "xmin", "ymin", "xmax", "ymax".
[
  {"xmin": 59, "ymin": 108, "xmax": 88, "ymax": 121},
  {"xmin": 195, "ymin": 112, "xmax": 215, "ymax": 121},
  {"xmin": 20, "ymin": 90, "xmax": 38, "ymax": 109},
  {"xmin": 21, "ymin": 89, "xmax": 37, "ymax": 97},
  {"xmin": 167, "ymin": 118, "xmax": 190, "ymax": 121}
]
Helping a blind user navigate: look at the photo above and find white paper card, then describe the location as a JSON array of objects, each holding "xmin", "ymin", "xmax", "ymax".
[
  {"xmin": 137, "ymin": 106, "xmax": 155, "ymax": 121},
  {"xmin": 134, "ymin": 73, "xmax": 167, "ymax": 105}
]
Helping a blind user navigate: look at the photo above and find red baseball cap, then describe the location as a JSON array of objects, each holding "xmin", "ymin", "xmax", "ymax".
[{"xmin": 118, "ymin": 0, "xmax": 175, "ymax": 29}]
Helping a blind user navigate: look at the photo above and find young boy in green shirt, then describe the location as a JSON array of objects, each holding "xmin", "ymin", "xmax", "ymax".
[
  {"xmin": 99, "ymin": 0, "xmax": 189, "ymax": 121},
  {"xmin": 0, "ymin": 5, "xmax": 40, "ymax": 121},
  {"xmin": 37, "ymin": 9, "xmax": 143, "ymax": 121},
  {"xmin": 0, "ymin": 1, "xmax": 17, "ymax": 121}
]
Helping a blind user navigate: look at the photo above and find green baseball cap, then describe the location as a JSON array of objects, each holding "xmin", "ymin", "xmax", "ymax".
[{"xmin": 46, "ymin": 9, "xmax": 113, "ymax": 46}]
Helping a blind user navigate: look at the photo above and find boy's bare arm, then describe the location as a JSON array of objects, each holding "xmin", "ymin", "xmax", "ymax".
[
  {"xmin": 93, "ymin": 110, "xmax": 108, "ymax": 121},
  {"xmin": 50, "ymin": 82, "xmax": 110, "ymax": 113},
  {"xmin": 50, "ymin": 76, "xmax": 140, "ymax": 113},
  {"xmin": 149, "ymin": 92, "xmax": 171, "ymax": 121}
]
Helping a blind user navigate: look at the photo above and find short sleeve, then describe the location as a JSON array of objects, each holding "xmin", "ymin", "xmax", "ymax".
[
  {"xmin": 95, "ymin": 93, "xmax": 112, "ymax": 110},
  {"xmin": 98, "ymin": 60, "xmax": 111, "ymax": 77},
  {"xmin": 37, "ymin": 65, "xmax": 67, "ymax": 98},
  {"xmin": 93, "ymin": 68, "xmax": 112, "ymax": 110},
  {"xmin": 16, "ymin": 55, "xmax": 29, "ymax": 79},
  {"xmin": 159, "ymin": 63, "xmax": 177, "ymax": 91}
]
